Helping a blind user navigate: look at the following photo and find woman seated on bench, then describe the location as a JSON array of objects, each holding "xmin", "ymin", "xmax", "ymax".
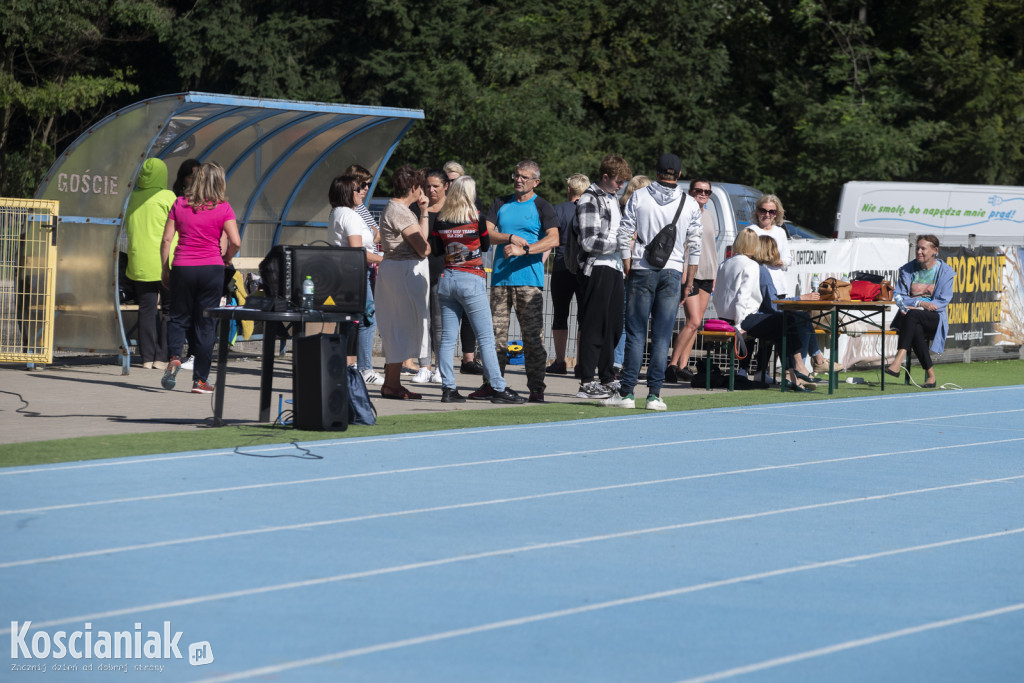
[
  {"xmin": 885, "ymin": 234, "xmax": 954, "ymax": 388},
  {"xmin": 713, "ymin": 229, "xmax": 819, "ymax": 391},
  {"xmin": 753, "ymin": 235, "xmax": 831, "ymax": 381}
]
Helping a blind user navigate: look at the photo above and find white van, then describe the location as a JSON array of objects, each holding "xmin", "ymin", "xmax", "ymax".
[{"xmin": 834, "ymin": 181, "xmax": 1024, "ymax": 247}]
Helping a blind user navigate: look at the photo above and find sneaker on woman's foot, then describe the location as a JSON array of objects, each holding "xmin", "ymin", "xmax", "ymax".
[
  {"xmin": 545, "ymin": 360, "xmax": 567, "ymax": 374},
  {"xmin": 191, "ymin": 379, "xmax": 215, "ymax": 394},
  {"xmin": 411, "ymin": 367, "xmax": 433, "ymax": 384},
  {"xmin": 360, "ymin": 369, "xmax": 385, "ymax": 386},
  {"xmin": 161, "ymin": 357, "xmax": 181, "ymax": 390},
  {"xmin": 180, "ymin": 355, "xmax": 195, "ymax": 371}
]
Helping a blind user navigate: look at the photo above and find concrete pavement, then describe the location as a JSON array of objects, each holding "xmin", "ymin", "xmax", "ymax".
[{"xmin": 1, "ymin": 350, "xmax": 713, "ymax": 445}]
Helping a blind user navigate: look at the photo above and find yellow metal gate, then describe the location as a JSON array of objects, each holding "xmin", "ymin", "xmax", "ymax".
[{"xmin": 0, "ymin": 198, "xmax": 59, "ymax": 364}]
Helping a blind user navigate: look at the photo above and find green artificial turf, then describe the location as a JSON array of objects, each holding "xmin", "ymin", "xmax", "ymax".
[{"xmin": 1, "ymin": 359, "xmax": 1020, "ymax": 468}]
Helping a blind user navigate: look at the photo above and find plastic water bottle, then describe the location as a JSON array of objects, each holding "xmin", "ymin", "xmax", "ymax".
[
  {"xmin": 301, "ymin": 275, "xmax": 315, "ymax": 311},
  {"xmin": 810, "ymin": 274, "xmax": 820, "ymax": 291}
]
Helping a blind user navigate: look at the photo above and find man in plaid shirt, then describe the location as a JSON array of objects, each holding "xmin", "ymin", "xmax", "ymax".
[{"xmin": 573, "ymin": 154, "xmax": 632, "ymax": 400}]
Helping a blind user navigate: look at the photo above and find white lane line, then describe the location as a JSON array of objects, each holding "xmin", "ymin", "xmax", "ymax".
[
  {"xmin": 3, "ymin": 440, "xmax": 1023, "ymax": 569},
  {"xmin": 3, "ymin": 413, "xmax": 1023, "ymax": 515},
  {"xmin": 3, "ymin": 478, "xmax": 1021, "ymax": 634},
  {"xmin": 675, "ymin": 602, "xmax": 1024, "ymax": 683},
  {"xmin": 183, "ymin": 528, "xmax": 1024, "ymax": 682},
  {"xmin": 3, "ymin": 387, "xmax": 1020, "ymax": 476}
]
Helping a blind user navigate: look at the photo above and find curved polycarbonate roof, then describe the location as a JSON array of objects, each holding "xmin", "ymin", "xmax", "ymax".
[
  {"xmin": 34, "ymin": 93, "xmax": 422, "ymax": 359},
  {"xmin": 37, "ymin": 92, "xmax": 423, "ymax": 257}
]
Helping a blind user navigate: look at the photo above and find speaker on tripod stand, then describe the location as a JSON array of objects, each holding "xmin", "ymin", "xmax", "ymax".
[{"xmin": 293, "ymin": 333, "xmax": 350, "ymax": 431}]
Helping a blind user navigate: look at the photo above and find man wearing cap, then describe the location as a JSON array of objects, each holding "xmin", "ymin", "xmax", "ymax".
[{"xmin": 603, "ymin": 153, "xmax": 702, "ymax": 411}]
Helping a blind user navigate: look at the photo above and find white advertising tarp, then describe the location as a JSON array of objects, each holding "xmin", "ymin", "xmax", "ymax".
[{"xmin": 784, "ymin": 238, "xmax": 909, "ymax": 368}]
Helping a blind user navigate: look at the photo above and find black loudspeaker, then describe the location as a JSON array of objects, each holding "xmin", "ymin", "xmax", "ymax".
[
  {"xmin": 292, "ymin": 334, "xmax": 349, "ymax": 431},
  {"xmin": 260, "ymin": 245, "xmax": 367, "ymax": 313}
]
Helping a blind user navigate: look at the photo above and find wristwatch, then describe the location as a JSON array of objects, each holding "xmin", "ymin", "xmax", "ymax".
[{"xmin": 522, "ymin": 243, "xmax": 531, "ymax": 254}]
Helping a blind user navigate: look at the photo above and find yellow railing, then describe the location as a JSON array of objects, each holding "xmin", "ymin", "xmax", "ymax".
[{"xmin": 0, "ymin": 198, "xmax": 59, "ymax": 364}]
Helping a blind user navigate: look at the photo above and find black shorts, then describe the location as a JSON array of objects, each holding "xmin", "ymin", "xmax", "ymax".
[{"xmin": 685, "ymin": 278, "xmax": 713, "ymax": 299}]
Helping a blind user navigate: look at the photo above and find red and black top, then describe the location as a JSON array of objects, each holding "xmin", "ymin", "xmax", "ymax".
[{"xmin": 431, "ymin": 212, "xmax": 491, "ymax": 278}]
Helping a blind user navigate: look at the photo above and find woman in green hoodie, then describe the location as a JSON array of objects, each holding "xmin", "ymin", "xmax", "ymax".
[{"xmin": 125, "ymin": 158, "xmax": 177, "ymax": 369}]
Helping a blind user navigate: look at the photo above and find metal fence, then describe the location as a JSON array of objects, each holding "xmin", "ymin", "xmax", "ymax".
[{"xmin": 0, "ymin": 198, "xmax": 59, "ymax": 365}]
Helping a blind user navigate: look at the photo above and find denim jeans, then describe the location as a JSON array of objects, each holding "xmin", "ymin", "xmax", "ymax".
[
  {"xmin": 356, "ymin": 272, "xmax": 376, "ymax": 372},
  {"xmin": 621, "ymin": 267, "xmax": 682, "ymax": 396},
  {"xmin": 614, "ymin": 293, "xmax": 626, "ymax": 367},
  {"xmin": 437, "ymin": 270, "xmax": 506, "ymax": 391}
]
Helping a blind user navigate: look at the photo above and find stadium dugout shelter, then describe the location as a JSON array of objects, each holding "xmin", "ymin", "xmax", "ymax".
[{"xmin": 32, "ymin": 92, "xmax": 423, "ymax": 373}]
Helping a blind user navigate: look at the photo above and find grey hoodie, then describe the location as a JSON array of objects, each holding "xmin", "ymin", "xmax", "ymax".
[{"xmin": 620, "ymin": 180, "xmax": 702, "ymax": 272}]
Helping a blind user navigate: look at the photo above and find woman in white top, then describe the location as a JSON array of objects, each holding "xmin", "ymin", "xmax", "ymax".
[
  {"xmin": 750, "ymin": 194, "xmax": 792, "ymax": 298},
  {"xmin": 667, "ymin": 178, "xmax": 720, "ymax": 382},
  {"xmin": 712, "ymin": 229, "xmax": 817, "ymax": 391},
  {"xmin": 328, "ymin": 174, "xmax": 383, "ymax": 385}
]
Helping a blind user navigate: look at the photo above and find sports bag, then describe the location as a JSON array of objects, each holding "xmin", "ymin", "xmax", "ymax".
[
  {"xmin": 637, "ymin": 195, "xmax": 687, "ymax": 269},
  {"xmin": 346, "ymin": 366, "xmax": 377, "ymax": 426},
  {"xmin": 849, "ymin": 280, "xmax": 882, "ymax": 301}
]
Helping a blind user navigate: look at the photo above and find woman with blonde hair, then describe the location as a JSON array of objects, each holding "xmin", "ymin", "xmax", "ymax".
[
  {"xmin": 432, "ymin": 176, "xmax": 525, "ymax": 404},
  {"xmin": 753, "ymin": 234, "xmax": 824, "ymax": 381},
  {"xmin": 751, "ymin": 193, "xmax": 793, "ymax": 298},
  {"xmin": 160, "ymin": 162, "xmax": 241, "ymax": 394},
  {"xmin": 712, "ymin": 229, "xmax": 817, "ymax": 390}
]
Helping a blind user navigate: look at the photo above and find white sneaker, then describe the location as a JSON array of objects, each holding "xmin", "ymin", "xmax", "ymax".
[
  {"xmin": 180, "ymin": 355, "xmax": 195, "ymax": 371},
  {"xmin": 645, "ymin": 395, "xmax": 667, "ymax": 411},
  {"xmin": 602, "ymin": 392, "xmax": 636, "ymax": 408},
  {"xmin": 361, "ymin": 369, "xmax": 385, "ymax": 386},
  {"xmin": 430, "ymin": 368, "xmax": 442, "ymax": 383},
  {"xmin": 411, "ymin": 367, "xmax": 433, "ymax": 384}
]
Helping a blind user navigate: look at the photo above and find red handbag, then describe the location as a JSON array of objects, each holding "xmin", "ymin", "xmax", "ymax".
[{"xmin": 850, "ymin": 280, "xmax": 882, "ymax": 301}]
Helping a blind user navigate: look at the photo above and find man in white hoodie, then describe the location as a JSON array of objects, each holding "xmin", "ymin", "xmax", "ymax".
[{"xmin": 604, "ymin": 154, "xmax": 702, "ymax": 410}]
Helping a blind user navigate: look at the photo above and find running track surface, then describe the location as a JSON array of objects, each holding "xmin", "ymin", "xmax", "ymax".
[{"xmin": 2, "ymin": 387, "xmax": 1023, "ymax": 682}]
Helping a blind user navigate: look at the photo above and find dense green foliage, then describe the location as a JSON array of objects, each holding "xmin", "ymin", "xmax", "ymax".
[{"xmin": 2, "ymin": 0, "xmax": 1022, "ymax": 230}]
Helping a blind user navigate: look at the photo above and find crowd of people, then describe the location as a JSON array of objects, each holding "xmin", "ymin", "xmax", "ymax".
[{"xmin": 125, "ymin": 151, "xmax": 953, "ymax": 404}]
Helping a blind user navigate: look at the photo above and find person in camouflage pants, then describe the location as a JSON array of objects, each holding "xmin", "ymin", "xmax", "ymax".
[
  {"xmin": 469, "ymin": 160, "xmax": 559, "ymax": 402},
  {"xmin": 490, "ymin": 285, "xmax": 547, "ymax": 394}
]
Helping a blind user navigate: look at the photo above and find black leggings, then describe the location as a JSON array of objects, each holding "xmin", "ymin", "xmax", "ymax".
[
  {"xmin": 549, "ymin": 267, "xmax": 583, "ymax": 331},
  {"xmin": 893, "ymin": 309, "xmax": 940, "ymax": 370}
]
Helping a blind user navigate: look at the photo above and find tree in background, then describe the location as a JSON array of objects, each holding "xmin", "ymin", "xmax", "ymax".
[
  {"xmin": 1, "ymin": 0, "xmax": 1022, "ymax": 234},
  {"xmin": 0, "ymin": 0, "xmax": 172, "ymax": 197}
]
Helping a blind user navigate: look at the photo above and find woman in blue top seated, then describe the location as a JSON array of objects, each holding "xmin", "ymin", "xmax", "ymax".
[
  {"xmin": 753, "ymin": 235, "xmax": 824, "ymax": 383},
  {"xmin": 885, "ymin": 234, "xmax": 955, "ymax": 387}
]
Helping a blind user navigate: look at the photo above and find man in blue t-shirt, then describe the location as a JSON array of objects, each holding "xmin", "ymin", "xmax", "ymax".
[{"xmin": 469, "ymin": 160, "xmax": 558, "ymax": 402}]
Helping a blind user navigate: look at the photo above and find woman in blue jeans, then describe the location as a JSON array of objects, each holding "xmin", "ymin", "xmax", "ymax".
[{"xmin": 431, "ymin": 176, "xmax": 526, "ymax": 405}]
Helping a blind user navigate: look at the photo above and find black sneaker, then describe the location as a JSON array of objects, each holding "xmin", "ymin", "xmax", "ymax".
[
  {"xmin": 665, "ymin": 365, "xmax": 679, "ymax": 383},
  {"xmin": 679, "ymin": 366, "xmax": 695, "ymax": 382},
  {"xmin": 468, "ymin": 383, "xmax": 494, "ymax": 400},
  {"xmin": 491, "ymin": 387, "xmax": 526, "ymax": 404},
  {"xmin": 442, "ymin": 387, "xmax": 467, "ymax": 403},
  {"xmin": 528, "ymin": 390, "xmax": 545, "ymax": 403},
  {"xmin": 576, "ymin": 381, "xmax": 612, "ymax": 400},
  {"xmin": 460, "ymin": 359, "xmax": 484, "ymax": 375},
  {"xmin": 545, "ymin": 360, "xmax": 567, "ymax": 374}
]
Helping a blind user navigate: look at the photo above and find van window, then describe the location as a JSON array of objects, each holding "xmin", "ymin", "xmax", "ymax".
[{"xmin": 728, "ymin": 187, "xmax": 760, "ymax": 230}]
